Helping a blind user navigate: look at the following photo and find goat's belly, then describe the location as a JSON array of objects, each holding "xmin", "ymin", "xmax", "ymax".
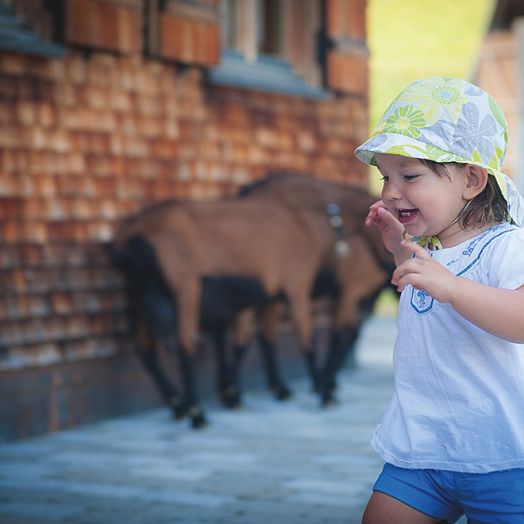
[{"xmin": 200, "ymin": 276, "xmax": 269, "ymax": 326}]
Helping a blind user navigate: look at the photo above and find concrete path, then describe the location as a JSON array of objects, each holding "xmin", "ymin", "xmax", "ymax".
[{"xmin": 0, "ymin": 316, "xmax": 398, "ymax": 524}]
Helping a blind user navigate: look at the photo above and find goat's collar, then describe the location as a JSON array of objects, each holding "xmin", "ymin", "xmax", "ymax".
[{"xmin": 326, "ymin": 203, "xmax": 350, "ymax": 257}]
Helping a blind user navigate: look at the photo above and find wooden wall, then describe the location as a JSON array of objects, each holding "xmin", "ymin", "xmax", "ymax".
[{"xmin": 0, "ymin": 0, "xmax": 370, "ymax": 441}]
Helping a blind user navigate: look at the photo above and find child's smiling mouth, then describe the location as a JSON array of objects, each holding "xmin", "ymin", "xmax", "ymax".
[{"xmin": 397, "ymin": 208, "xmax": 418, "ymax": 224}]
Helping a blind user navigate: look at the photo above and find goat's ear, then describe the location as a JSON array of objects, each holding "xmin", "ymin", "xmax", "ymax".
[{"xmin": 463, "ymin": 164, "xmax": 488, "ymax": 200}]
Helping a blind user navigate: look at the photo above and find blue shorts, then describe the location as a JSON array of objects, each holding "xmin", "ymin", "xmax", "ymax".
[{"xmin": 373, "ymin": 463, "xmax": 524, "ymax": 523}]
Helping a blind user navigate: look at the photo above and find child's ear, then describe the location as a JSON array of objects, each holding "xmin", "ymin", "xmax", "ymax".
[{"xmin": 463, "ymin": 164, "xmax": 488, "ymax": 199}]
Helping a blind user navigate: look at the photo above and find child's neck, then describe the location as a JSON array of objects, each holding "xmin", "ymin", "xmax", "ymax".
[{"xmin": 438, "ymin": 221, "xmax": 497, "ymax": 249}]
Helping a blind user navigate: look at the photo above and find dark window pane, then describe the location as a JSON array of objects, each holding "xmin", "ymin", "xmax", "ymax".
[{"xmin": 258, "ymin": 0, "xmax": 281, "ymax": 56}]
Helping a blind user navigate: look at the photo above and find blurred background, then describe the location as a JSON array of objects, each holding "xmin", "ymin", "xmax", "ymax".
[
  {"xmin": 369, "ymin": 0, "xmax": 493, "ymax": 126},
  {"xmin": 368, "ymin": 0, "xmax": 495, "ymax": 192},
  {"xmin": 1, "ymin": 0, "xmax": 523, "ymax": 443}
]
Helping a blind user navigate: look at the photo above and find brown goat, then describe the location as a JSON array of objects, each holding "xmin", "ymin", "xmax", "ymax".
[
  {"xmin": 113, "ymin": 173, "xmax": 393, "ymax": 426},
  {"xmin": 234, "ymin": 173, "xmax": 395, "ymax": 404}
]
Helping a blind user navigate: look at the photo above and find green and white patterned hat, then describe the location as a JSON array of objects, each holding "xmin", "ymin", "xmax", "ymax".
[{"xmin": 355, "ymin": 76, "xmax": 524, "ymax": 226}]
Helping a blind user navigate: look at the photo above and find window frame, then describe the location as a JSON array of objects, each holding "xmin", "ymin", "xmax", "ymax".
[{"xmin": 208, "ymin": 0, "xmax": 327, "ymax": 100}]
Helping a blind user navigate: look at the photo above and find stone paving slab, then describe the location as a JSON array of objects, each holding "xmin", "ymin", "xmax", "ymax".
[{"xmin": 0, "ymin": 316, "xmax": 398, "ymax": 524}]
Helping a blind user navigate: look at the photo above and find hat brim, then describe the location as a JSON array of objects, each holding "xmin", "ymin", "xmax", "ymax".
[{"xmin": 355, "ymin": 132, "xmax": 510, "ymax": 198}]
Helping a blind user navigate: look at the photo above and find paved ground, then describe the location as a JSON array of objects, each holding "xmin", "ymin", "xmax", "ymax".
[{"xmin": 0, "ymin": 316, "xmax": 398, "ymax": 524}]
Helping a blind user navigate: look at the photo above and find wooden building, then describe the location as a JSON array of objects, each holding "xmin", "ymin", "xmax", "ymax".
[
  {"xmin": 0, "ymin": 0, "xmax": 370, "ymax": 441},
  {"xmin": 474, "ymin": 0, "xmax": 524, "ymax": 189}
]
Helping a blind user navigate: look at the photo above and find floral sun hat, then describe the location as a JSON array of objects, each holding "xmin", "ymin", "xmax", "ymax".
[{"xmin": 355, "ymin": 76, "xmax": 524, "ymax": 227}]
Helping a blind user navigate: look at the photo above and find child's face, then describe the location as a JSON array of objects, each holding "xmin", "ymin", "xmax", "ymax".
[{"xmin": 375, "ymin": 154, "xmax": 470, "ymax": 247}]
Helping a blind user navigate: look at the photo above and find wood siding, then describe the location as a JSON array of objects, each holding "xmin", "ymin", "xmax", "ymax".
[{"xmin": 0, "ymin": 0, "xmax": 369, "ymax": 441}]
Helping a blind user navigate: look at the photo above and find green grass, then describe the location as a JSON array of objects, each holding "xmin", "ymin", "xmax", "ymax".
[{"xmin": 367, "ymin": 0, "xmax": 495, "ymax": 193}]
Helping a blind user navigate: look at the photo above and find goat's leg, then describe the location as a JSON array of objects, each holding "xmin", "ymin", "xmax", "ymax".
[
  {"xmin": 286, "ymin": 287, "xmax": 318, "ymax": 393},
  {"xmin": 257, "ymin": 334, "xmax": 292, "ymax": 400},
  {"xmin": 212, "ymin": 327, "xmax": 242, "ymax": 409},
  {"xmin": 318, "ymin": 326, "xmax": 359, "ymax": 406},
  {"xmin": 150, "ymin": 242, "xmax": 207, "ymax": 428},
  {"xmin": 133, "ymin": 318, "xmax": 186, "ymax": 419},
  {"xmin": 226, "ymin": 341, "xmax": 249, "ymax": 403},
  {"xmin": 318, "ymin": 236, "xmax": 392, "ymax": 406},
  {"xmin": 317, "ymin": 262, "xmax": 383, "ymax": 406},
  {"xmin": 142, "ymin": 342, "xmax": 187, "ymax": 419},
  {"xmin": 225, "ymin": 308, "xmax": 263, "ymax": 405},
  {"xmin": 318, "ymin": 285, "xmax": 360, "ymax": 406},
  {"xmin": 171, "ymin": 338, "xmax": 207, "ymax": 428},
  {"xmin": 173, "ymin": 282, "xmax": 208, "ymax": 428},
  {"xmin": 258, "ymin": 303, "xmax": 292, "ymax": 400}
]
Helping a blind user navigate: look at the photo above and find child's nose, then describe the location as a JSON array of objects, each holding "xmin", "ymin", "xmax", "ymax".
[{"xmin": 382, "ymin": 182, "xmax": 402, "ymax": 202}]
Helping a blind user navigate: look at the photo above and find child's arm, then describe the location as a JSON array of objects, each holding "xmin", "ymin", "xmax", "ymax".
[
  {"xmin": 394, "ymin": 240, "xmax": 524, "ymax": 343},
  {"xmin": 365, "ymin": 201, "xmax": 412, "ymax": 265}
]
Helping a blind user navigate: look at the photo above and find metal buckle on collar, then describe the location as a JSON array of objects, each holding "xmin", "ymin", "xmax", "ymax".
[{"xmin": 326, "ymin": 203, "xmax": 350, "ymax": 257}]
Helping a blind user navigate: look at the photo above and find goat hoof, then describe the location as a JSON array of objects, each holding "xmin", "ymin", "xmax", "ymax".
[
  {"xmin": 170, "ymin": 399, "xmax": 188, "ymax": 420},
  {"xmin": 272, "ymin": 384, "xmax": 292, "ymax": 401},
  {"xmin": 188, "ymin": 406, "xmax": 208, "ymax": 429},
  {"xmin": 321, "ymin": 392, "xmax": 339, "ymax": 407},
  {"xmin": 191, "ymin": 414, "xmax": 208, "ymax": 429},
  {"xmin": 174, "ymin": 408, "xmax": 187, "ymax": 420},
  {"xmin": 220, "ymin": 386, "xmax": 242, "ymax": 409}
]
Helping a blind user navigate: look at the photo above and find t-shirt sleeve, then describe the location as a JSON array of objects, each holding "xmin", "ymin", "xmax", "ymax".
[{"xmin": 484, "ymin": 228, "xmax": 524, "ymax": 290}]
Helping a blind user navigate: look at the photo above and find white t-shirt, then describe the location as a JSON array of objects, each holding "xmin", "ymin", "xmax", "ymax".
[{"xmin": 372, "ymin": 222, "xmax": 524, "ymax": 473}]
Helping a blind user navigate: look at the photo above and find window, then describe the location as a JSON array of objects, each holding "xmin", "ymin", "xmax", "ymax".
[
  {"xmin": 257, "ymin": 0, "xmax": 282, "ymax": 57},
  {"xmin": 210, "ymin": 0, "xmax": 326, "ymax": 99},
  {"xmin": 0, "ymin": 0, "xmax": 64, "ymax": 57}
]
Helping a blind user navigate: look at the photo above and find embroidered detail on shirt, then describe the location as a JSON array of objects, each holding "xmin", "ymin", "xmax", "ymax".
[
  {"xmin": 410, "ymin": 224, "xmax": 514, "ymax": 315},
  {"xmin": 458, "ymin": 228, "xmax": 514, "ymax": 276},
  {"xmin": 462, "ymin": 224, "xmax": 506, "ymax": 257},
  {"xmin": 410, "ymin": 287, "xmax": 434, "ymax": 314}
]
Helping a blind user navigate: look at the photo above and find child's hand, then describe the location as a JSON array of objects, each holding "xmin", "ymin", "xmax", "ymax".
[
  {"xmin": 392, "ymin": 240, "xmax": 456, "ymax": 302},
  {"xmin": 365, "ymin": 200, "xmax": 407, "ymax": 260}
]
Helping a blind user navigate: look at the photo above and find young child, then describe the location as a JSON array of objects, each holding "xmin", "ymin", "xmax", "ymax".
[{"xmin": 355, "ymin": 77, "xmax": 524, "ymax": 523}]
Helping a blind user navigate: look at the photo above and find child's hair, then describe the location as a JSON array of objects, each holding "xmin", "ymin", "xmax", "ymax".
[{"xmin": 420, "ymin": 159, "xmax": 510, "ymax": 228}]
